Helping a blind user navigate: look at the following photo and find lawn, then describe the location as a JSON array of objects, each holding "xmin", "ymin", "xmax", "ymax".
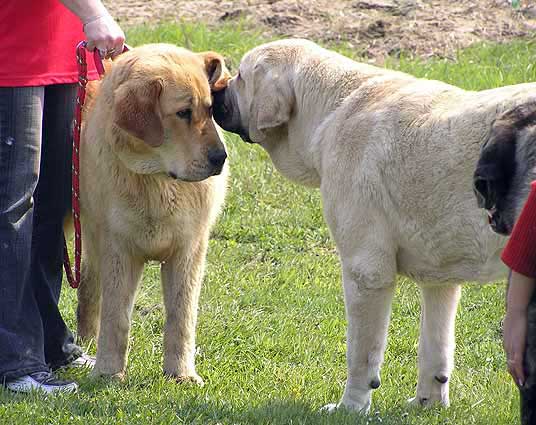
[{"xmin": 2, "ymin": 22, "xmax": 536, "ymax": 424}]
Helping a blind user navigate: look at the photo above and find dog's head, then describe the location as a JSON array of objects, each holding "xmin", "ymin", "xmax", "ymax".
[
  {"xmin": 473, "ymin": 102, "xmax": 536, "ymax": 234},
  {"xmin": 213, "ymin": 40, "xmax": 305, "ymax": 145},
  {"xmin": 106, "ymin": 44, "xmax": 231, "ymax": 182}
]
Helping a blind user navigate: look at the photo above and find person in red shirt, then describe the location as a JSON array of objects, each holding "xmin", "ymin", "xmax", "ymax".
[
  {"xmin": 0, "ymin": 0, "xmax": 124, "ymax": 394},
  {"xmin": 501, "ymin": 181, "xmax": 536, "ymax": 425}
]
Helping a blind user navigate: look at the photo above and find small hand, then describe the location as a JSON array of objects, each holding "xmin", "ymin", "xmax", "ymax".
[
  {"xmin": 83, "ymin": 14, "xmax": 125, "ymax": 59},
  {"xmin": 503, "ymin": 309, "xmax": 528, "ymax": 387}
]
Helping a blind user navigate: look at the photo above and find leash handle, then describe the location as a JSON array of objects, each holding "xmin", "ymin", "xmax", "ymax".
[
  {"xmin": 92, "ymin": 43, "xmax": 131, "ymax": 76},
  {"xmin": 93, "ymin": 49, "xmax": 105, "ymax": 76}
]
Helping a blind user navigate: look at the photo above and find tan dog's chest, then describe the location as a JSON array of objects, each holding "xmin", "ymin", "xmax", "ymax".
[{"xmin": 103, "ymin": 179, "xmax": 215, "ymax": 261}]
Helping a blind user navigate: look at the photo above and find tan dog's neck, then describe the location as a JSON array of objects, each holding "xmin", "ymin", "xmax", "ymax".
[{"xmin": 110, "ymin": 128, "xmax": 166, "ymax": 176}]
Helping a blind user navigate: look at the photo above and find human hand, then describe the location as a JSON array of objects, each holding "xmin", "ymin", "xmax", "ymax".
[
  {"xmin": 503, "ymin": 308, "xmax": 528, "ymax": 387},
  {"xmin": 83, "ymin": 14, "xmax": 125, "ymax": 59}
]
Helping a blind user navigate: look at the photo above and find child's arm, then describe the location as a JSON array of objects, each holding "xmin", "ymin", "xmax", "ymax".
[
  {"xmin": 501, "ymin": 181, "xmax": 536, "ymax": 387},
  {"xmin": 504, "ymin": 271, "xmax": 535, "ymax": 386}
]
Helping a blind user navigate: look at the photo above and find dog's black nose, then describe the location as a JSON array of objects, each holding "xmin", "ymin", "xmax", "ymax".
[
  {"xmin": 489, "ymin": 213, "xmax": 511, "ymax": 236},
  {"xmin": 208, "ymin": 148, "xmax": 227, "ymax": 168},
  {"xmin": 488, "ymin": 207, "xmax": 513, "ymax": 235}
]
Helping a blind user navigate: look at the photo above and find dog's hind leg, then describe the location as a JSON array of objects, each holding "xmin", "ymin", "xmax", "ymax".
[
  {"xmin": 76, "ymin": 242, "xmax": 101, "ymax": 343},
  {"xmin": 160, "ymin": 237, "xmax": 208, "ymax": 385},
  {"xmin": 409, "ymin": 283, "xmax": 461, "ymax": 408}
]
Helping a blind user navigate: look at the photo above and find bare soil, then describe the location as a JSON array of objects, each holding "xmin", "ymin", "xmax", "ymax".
[{"xmin": 104, "ymin": 0, "xmax": 536, "ymax": 61}]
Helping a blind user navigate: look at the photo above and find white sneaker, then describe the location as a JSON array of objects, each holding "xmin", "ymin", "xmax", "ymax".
[
  {"xmin": 5, "ymin": 371, "xmax": 78, "ymax": 394},
  {"xmin": 68, "ymin": 353, "xmax": 96, "ymax": 369}
]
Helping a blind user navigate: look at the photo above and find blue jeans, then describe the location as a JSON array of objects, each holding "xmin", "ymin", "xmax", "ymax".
[
  {"xmin": 0, "ymin": 84, "xmax": 82, "ymax": 382},
  {"xmin": 521, "ymin": 290, "xmax": 536, "ymax": 425}
]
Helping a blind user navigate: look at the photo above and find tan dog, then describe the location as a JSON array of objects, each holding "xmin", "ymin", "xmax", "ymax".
[
  {"xmin": 213, "ymin": 39, "xmax": 536, "ymax": 411},
  {"xmin": 76, "ymin": 44, "xmax": 229, "ymax": 383}
]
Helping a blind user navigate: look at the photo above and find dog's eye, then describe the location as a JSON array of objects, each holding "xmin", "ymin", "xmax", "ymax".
[{"xmin": 176, "ymin": 109, "xmax": 192, "ymax": 120}]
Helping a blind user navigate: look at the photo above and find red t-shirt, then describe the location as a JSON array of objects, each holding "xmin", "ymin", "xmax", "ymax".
[
  {"xmin": 0, "ymin": 0, "xmax": 98, "ymax": 87},
  {"xmin": 502, "ymin": 181, "xmax": 536, "ymax": 278}
]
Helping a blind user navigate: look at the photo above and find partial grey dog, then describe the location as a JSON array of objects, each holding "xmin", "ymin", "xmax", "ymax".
[
  {"xmin": 474, "ymin": 103, "xmax": 536, "ymax": 425},
  {"xmin": 213, "ymin": 38, "xmax": 536, "ymax": 412}
]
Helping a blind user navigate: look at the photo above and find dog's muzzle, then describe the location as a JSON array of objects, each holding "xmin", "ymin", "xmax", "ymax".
[
  {"xmin": 473, "ymin": 179, "xmax": 510, "ymax": 235},
  {"xmin": 213, "ymin": 88, "xmax": 254, "ymax": 143}
]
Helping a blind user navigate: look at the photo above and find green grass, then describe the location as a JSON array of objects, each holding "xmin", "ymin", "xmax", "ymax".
[{"xmin": 1, "ymin": 22, "xmax": 535, "ymax": 424}]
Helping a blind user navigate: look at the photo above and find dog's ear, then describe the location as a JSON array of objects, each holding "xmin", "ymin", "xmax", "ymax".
[
  {"xmin": 473, "ymin": 102, "xmax": 536, "ymax": 209},
  {"xmin": 250, "ymin": 66, "xmax": 293, "ymax": 141},
  {"xmin": 199, "ymin": 52, "xmax": 231, "ymax": 92},
  {"xmin": 113, "ymin": 78, "xmax": 164, "ymax": 147}
]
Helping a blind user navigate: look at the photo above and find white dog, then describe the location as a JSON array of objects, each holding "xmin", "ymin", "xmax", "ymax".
[{"xmin": 213, "ymin": 38, "xmax": 536, "ymax": 412}]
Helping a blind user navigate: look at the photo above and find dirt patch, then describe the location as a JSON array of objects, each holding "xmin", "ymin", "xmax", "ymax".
[{"xmin": 104, "ymin": 0, "xmax": 536, "ymax": 61}]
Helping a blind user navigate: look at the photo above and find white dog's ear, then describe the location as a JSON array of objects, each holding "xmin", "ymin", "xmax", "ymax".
[{"xmin": 250, "ymin": 67, "xmax": 293, "ymax": 140}]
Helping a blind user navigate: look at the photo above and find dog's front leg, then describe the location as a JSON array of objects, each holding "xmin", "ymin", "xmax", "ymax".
[
  {"xmin": 91, "ymin": 247, "xmax": 144, "ymax": 379},
  {"xmin": 321, "ymin": 194, "xmax": 397, "ymax": 413},
  {"xmin": 337, "ymin": 267, "xmax": 396, "ymax": 414},
  {"xmin": 409, "ymin": 284, "xmax": 461, "ymax": 408},
  {"xmin": 160, "ymin": 238, "xmax": 207, "ymax": 385}
]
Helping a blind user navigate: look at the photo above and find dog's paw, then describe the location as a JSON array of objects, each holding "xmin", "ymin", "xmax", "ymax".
[
  {"xmin": 320, "ymin": 403, "xmax": 338, "ymax": 414},
  {"xmin": 166, "ymin": 372, "xmax": 204, "ymax": 386},
  {"xmin": 90, "ymin": 367, "xmax": 125, "ymax": 382},
  {"xmin": 407, "ymin": 392, "xmax": 449, "ymax": 408},
  {"xmin": 320, "ymin": 399, "xmax": 370, "ymax": 415},
  {"xmin": 409, "ymin": 375, "xmax": 450, "ymax": 408}
]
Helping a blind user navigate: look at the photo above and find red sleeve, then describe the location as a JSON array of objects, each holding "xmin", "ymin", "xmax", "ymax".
[
  {"xmin": 501, "ymin": 181, "xmax": 536, "ymax": 278},
  {"xmin": 0, "ymin": 0, "xmax": 98, "ymax": 87}
]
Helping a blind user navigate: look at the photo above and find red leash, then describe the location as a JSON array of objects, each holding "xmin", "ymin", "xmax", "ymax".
[{"xmin": 63, "ymin": 41, "xmax": 128, "ymax": 289}]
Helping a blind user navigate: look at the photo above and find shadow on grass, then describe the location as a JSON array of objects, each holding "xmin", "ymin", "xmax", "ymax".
[{"xmin": 0, "ymin": 379, "xmax": 428, "ymax": 425}]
